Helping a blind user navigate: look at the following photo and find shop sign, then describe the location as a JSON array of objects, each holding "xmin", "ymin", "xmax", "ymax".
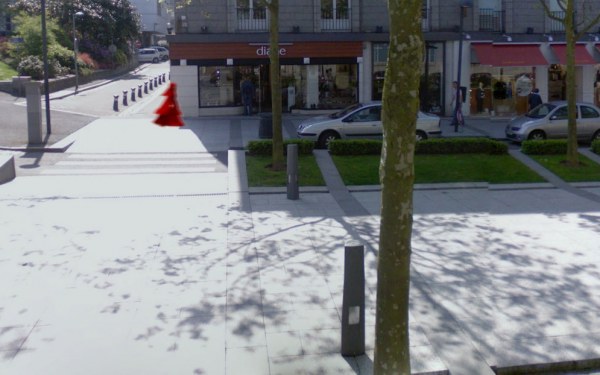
[{"xmin": 255, "ymin": 45, "xmax": 287, "ymax": 57}]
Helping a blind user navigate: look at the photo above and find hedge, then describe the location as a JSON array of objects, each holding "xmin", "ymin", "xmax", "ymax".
[
  {"xmin": 328, "ymin": 138, "xmax": 508, "ymax": 155},
  {"xmin": 247, "ymin": 139, "xmax": 314, "ymax": 156},
  {"xmin": 521, "ymin": 140, "xmax": 568, "ymax": 155}
]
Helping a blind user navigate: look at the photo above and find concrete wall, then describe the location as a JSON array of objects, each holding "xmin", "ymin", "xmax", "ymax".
[{"xmin": 170, "ymin": 63, "xmax": 199, "ymax": 117}]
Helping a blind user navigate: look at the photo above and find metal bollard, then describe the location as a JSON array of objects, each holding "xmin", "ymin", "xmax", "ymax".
[
  {"xmin": 144, "ymin": 82, "xmax": 148, "ymax": 94},
  {"xmin": 158, "ymin": 75, "xmax": 162, "ymax": 85},
  {"xmin": 149, "ymin": 79, "xmax": 153, "ymax": 90},
  {"xmin": 113, "ymin": 95, "xmax": 119, "ymax": 111},
  {"xmin": 287, "ymin": 144, "xmax": 299, "ymax": 200},
  {"xmin": 138, "ymin": 85, "xmax": 142, "ymax": 98},
  {"xmin": 154, "ymin": 77, "xmax": 158, "ymax": 86},
  {"xmin": 122, "ymin": 90, "xmax": 128, "ymax": 106},
  {"xmin": 341, "ymin": 241, "xmax": 365, "ymax": 357},
  {"xmin": 131, "ymin": 88, "xmax": 136, "ymax": 102},
  {"xmin": 162, "ymin": 73, "xmax": 166, "ymax": 82}
]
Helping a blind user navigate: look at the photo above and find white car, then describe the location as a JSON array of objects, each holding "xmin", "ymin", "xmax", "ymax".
[
  {"xmin": 150, "ymin": 46, "xmax": 169, "ymax": 61},
  {"xmin": 137, "ymin": 48, "xmax": 161, "ymax": 63},
  {"xmin": 297, "ymin": 102, "xmax": 441, "ymax": 148}
]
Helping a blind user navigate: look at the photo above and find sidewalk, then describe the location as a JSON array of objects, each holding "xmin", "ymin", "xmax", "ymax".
[{"xmin": 1, "ymin": 116, "xmax": 600, "ymax": 374}]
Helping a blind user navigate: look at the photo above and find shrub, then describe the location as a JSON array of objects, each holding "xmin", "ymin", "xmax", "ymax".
[
  {"xmin": 328, "ymin": 138, "xmax": 508, "ymax": 156},
  {"xmin": 17, "ymin": 55, "xmax": 45, "ymax": 79},
  {"xmin": 329, "ymin": 139, "xmax": 382, "ymax": 155},
  {"xmin": 247, "ymin": 139, "xmax": 314, "ymax": 156},
  {"xmin": 48, "ymin": 44, "xmax": 74, "ymax": 71},
  {"xmin": 521, "ymin": 140, "xmax": 568, "ymax": 155},
  {"xmin": 591, "ymin": 140, "xmax": 600, "ymax": 155}
]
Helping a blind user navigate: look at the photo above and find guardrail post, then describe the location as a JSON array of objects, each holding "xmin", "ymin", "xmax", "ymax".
[
  {"xmin": 286, "ymin": 143, "xmax": 299, "ymax": 200},
  {"xmin": 341, "ymin": 241, "xmax": 365, "ymax": 357}
]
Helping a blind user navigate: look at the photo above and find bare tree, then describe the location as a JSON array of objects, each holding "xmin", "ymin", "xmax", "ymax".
[
  {"xmin": 539, "ymin": 0, "xmax": 600, "ymax": 166},
  {"xmin": 374, "ymin": 0, "xmax": 423, "ymax": 373}
]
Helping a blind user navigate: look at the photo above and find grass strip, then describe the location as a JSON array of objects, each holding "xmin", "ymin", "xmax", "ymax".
[
  {"xmin": 529, "ymin": 153, "xmax": 600, "ymax": 182},
  {"xmin": 246, "ymin": 154, "xmax": 326, "ymax": 187}
]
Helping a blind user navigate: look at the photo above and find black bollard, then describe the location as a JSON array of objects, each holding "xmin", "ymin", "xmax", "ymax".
[
  {"xmin": 341, "ymin": 241, "xmax": 365, "ymax": 357},
  {"xmin": 154, "ymin": 77, "xmax": 158, "ymax": 86},
  {"xmin": 163, "ymin": 73, "xmax": 167, "ymax": 82},
  {"xmin": 144, "ymin": 82, "xmax": 148, "ymax": 94},
  {"xmin": 158, "ymin": 75, "xmax": 162, "ymax": 85},
  {"xmin": 122, "ymin": 90, "xmax": 128, "ymax": 106},
  {"xmin": 138, "ymin": 85, "xmax": 142, "ymax": 98},
  {"xmin": 149, "ymin": 80, "xmax": 153, "ymax": 90},
  {"xmin": 287, "ymin": 144, "xmax": 299, "ymax": 200},
  {"xmin": 131, "ymin": 88, "xmax": 136, "ymax": 102},
  {"xmin": 113, "ymin": 95, "xmax": 119, "ymax": 111}
]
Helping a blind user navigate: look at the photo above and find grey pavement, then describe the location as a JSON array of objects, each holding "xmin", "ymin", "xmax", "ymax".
[{"xmin": 1, "ymin": 114, "xmax": 600, "ymax": 374}]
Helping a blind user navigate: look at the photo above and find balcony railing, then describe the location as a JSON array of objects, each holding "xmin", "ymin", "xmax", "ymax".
[
  {"xmin": 479, "ymin": 8, "xmax": 505, "ymax": 33},
  {"xmin": 237, "ymin": 7, "xmax": 268, "ymax": 31},
  {"xmin": 321, "ymin": 7, "xmax": 351, "ymax": 31},
  {"xmin": 548, "ymin": 11, "xmax": 566, "ymax": 32}
]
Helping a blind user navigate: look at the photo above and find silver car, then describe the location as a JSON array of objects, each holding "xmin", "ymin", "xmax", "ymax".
[
  {"xmin": 505, "ymin": 101, "xmax": 600, "ymax": 142},
  {"xmin": 297, "ymin": 102, "xmax": 442, "ymax": 148},
  {"xmin": 137, "ymin": 48, "xmax": 161, "ymax": 63}
]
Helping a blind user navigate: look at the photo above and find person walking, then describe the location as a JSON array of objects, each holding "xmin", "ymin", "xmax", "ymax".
[
  {"xmin": 241, "ymin": 76, "xmax": 255, "ymax": 115},
  {"xmin": 528, "ymin": 88, "xmax": 543, "ymax": 111},
  {"xmin": 450, "ymin": 81, "xmax": 464, "ymax": 129}
]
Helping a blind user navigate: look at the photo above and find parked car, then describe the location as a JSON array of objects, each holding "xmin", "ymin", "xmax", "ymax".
[
  {"xmin": 150, "ymin": 46, "xmax": 169, "ymax": 61},
  {"xmin": 137, "ymin": 48, "xmax": 160, "ymax": 63},
  {"xmin": 505, "ymin": 101, "xmax": 600, "ymax": 142},
  {"xmin": 297, "ymin": 102, "xmax": 441, "ymax": 148}
]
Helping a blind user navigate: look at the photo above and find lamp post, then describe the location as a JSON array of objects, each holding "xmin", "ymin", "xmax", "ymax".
[
  {"xmin": 453, "ymin": 0, "xmax": 472, "ymax": 132},
  {"xmin": 41, "ymin": 0, "xmax": 51, "ymax": 134},
  {"xmin": 73, "ymin": 11, "xmax": 84, "ymax": 94}
]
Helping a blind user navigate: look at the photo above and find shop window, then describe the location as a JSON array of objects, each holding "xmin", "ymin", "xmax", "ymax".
[
  {"xmin": 199, "ymin": 66, "xmax": 257, "ymax": 108},
  {"xmin": 470, "ymin": 65, "xmax": 535, "ymax": 116},
  {"xmin": 321, "ymin": 0, "xmax": 350, "ymax": 31},
  {"xmin": 318, "ymin": 64, "xmax": 357, "ymax": 109},
  {"xmin": 237, "ymin": 0, "xmax": 267, "ymax": 31}
]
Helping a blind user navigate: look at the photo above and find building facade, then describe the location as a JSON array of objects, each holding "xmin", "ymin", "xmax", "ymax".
[
  {"xmin": 167, "ymin": 0, "xmax": 600, "ymax": 117},
  {"xmin": 131, "ymin": 0, "xmax": 171, "ymax": 47}
]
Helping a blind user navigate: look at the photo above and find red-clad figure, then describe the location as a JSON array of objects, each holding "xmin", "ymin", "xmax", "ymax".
[{"xmin": 154, "ymin": 83, "xmax": 184, "ymax": 127}]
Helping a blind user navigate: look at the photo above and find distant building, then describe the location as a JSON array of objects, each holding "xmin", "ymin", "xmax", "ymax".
[
  {"xmin": 131, "ymin": 0, "xmax": 171, "ymax": 47},
  {"xmin": 167, "ymin": 0, "xmax": 600, "ymax": 117}
]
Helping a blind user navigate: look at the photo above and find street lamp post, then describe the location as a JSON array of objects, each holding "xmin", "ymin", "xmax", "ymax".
[
  {"xmin": 454, "ymin": 0, "xmax": 472, "ymax": 132},
  {"xmin": 73, "ymin": 11, "xmax": 84, "ymax": 94}
]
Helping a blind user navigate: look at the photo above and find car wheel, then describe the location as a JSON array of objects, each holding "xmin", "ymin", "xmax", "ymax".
[
  {"xmin": 152, "ymin": 57, "xmax": 159, "ymax": 63},
  {"xmin": 592, "ymin": 130, "xmax": 600, "ymax": 142},
  {"xmin": 416, "ymin": 130, "xmax": 428, "ymax": 142},
  {"xmin": 318, "ymin": 131, "xmax": 340, "ymax": 149},
  {"xmin": 528, "ymin": 130, "xmax": 546, "ymax": 141}
]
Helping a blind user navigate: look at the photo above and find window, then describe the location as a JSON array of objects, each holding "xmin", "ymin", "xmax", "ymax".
[
  {"xmin": 237, "ymin": 0, "xmax": 267, "ymax": 31},
  {"xmin": 349, "ymin": 106, "xmax": 381, "ymax": 122},
  {"xmin": 581, "ymin": 106, "xmax": 600, "ymax": 119},
  {"xmin": 321, "ymin": 0, "xmax": 350, "ymax": 31},
  {"xmin": 553, "ymin": 106, "xmax": 569, "ymax": 120},
  {"xmin": 479, "ymin": 0, "xmax": 502, "ymax": 32}
]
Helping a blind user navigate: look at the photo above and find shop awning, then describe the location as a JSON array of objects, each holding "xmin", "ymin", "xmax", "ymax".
[
  {"xmin": 471, "ymin": 43, "xmax": 548, "ymax": 66},
  {"xmin": 550, "ymin": 44, "xmax": 597, "ymax": 65}
]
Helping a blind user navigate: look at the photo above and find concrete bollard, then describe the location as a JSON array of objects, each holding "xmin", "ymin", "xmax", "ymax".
[
  {"xmin": 149, "ymin": 79, "xmax": 153, "ymax": 90},
  {"xmin": 122, "ymin": 90, "xmax": 128, "ymax": 106},
  {"xmin": 287, "ymin": 143, "xmax": 299, "ymax": 200},
  {"xmin": 113, "ymin": 95, "xmax": 119, "ymax": 111},
  {"xmin": 25, "ymin": 81, "xmax": 43, "ymax": 144},
  {"xmin": 138, "ymin": 85, "xmax": 142, "ymax": 98},
  {"xmin": 131, "ymin": 88, "xmax": 136, "ymax": 102},
  {"xmin": 341, "ymin": 241, "xmax": 365, "ymax": 357},
  {"xmin": 144, "ymin": 82, "xmax": 148, "ymax": 94}
]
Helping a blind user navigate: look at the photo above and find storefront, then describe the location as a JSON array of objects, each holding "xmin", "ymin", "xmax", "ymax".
[{"xmin": 169, "ymin": 39, "xmax": 363, "ymax": 115}]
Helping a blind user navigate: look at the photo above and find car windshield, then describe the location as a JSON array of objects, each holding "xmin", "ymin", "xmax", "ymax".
[
  {"xmin": 329, "ymin": 103, "xmax": 364, "ymax": 119},
  {"xmin": 526, "ymin": 103, "xmax": 556, "ymax": 118}
]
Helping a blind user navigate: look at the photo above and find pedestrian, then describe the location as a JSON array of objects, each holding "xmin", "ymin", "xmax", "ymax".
[
  {"xmin": 241, "ymin": 76, "xmax": 255, "ymax": 116},
  {"xmin": 450, "ymin": 81, "xmax": 464, "ymax": 127},
  {"xmin": 528, "ymin": 88, "xmax": 543, "ymax": 111}
]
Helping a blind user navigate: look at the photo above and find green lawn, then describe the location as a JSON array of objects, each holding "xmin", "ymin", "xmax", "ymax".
[
  {"xmin": 246, "ymin": 155, "xmax": 326, "ymax": 187},
  {"xmin": 0, "ymin": 61, "xmax": 17, "ymax": 80},
  {"xmin": 332, "ymin": 154, "xmax": 546, "ymax": 185},
  {"xmin": 529, "ymin": 153, "xmax": 600, "ymax": 182}
]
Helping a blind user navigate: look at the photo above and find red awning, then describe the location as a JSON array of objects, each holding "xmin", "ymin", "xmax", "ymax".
[
  {"xmin": 471, "ymin": 43, "xmax": 548, "ymax": 66},
  {"xmin": 551, "ymin": 44, "xmax": 597, "ymax": 65}
]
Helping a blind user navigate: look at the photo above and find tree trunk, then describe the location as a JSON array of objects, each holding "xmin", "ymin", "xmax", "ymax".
[
  {"xmin": 564, "ymin": 0, "xmax": 579, "ymax": 166},
  {"xmin": 267, "ymin": 0, "xmax": 284, "ymax": 171},
  {"xmin": 374, "ymin": 1, "xmax": 422, "ymax": 373}
]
